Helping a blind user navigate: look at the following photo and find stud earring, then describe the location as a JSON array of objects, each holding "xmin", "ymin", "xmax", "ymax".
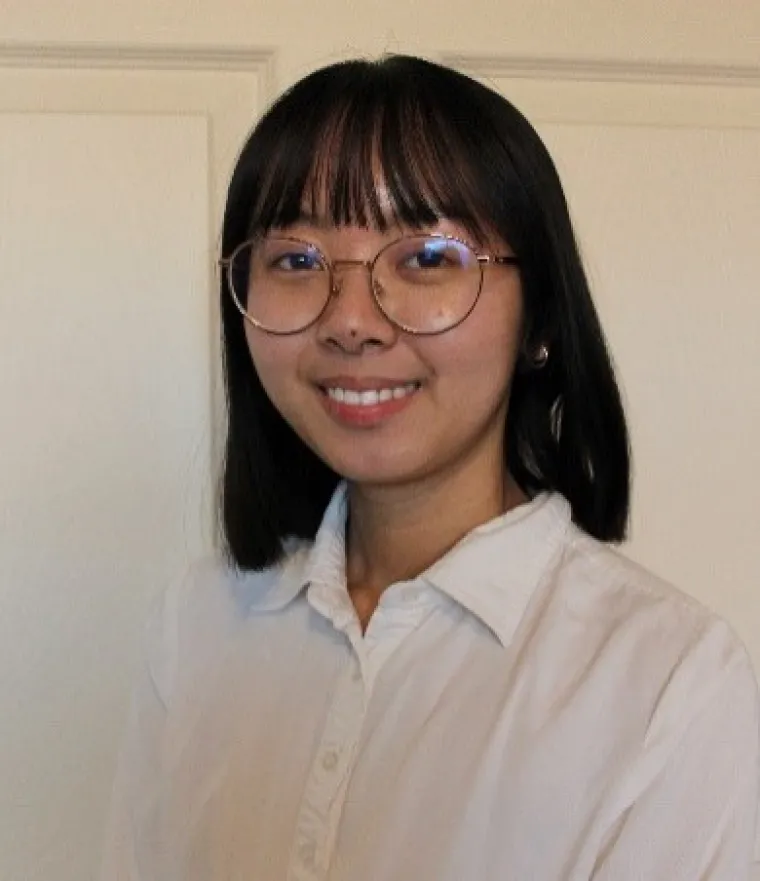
[{"xmin": 532, "ymin": 344, "xmax": 549, "ymax": 368}]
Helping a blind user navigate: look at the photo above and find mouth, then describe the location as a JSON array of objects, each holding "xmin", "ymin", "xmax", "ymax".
[
  {"xmin": 315, "ymin": 380, "xmax": 423, "ymax": 427},
  {"xmin": 318, "ymin": 381, "xmax": 422, "ymax": 407}
]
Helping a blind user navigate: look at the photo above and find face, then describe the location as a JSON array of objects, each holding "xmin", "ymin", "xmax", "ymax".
[{"xmin": 244, "ymin": 216, "xmax": 525, "ymax": 492}]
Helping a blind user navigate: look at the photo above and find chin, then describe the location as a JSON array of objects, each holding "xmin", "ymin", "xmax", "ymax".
[{"xmin": 316, "ymin": 447, "xmax": 434, "ymax": 489}]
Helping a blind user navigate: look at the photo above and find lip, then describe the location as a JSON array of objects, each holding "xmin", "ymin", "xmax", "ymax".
[
  {"xmin": 314, "ymin": 375, "xmax": 422, "ymax": 392},
  {"xmin": 315, "ymin": 378, "xmax": 422, "ymax": 428}
]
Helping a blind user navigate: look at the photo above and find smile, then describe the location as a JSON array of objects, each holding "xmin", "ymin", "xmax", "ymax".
[{"xmin": 324, "ymin": 382, "xmax": 421, "ymax": 407}]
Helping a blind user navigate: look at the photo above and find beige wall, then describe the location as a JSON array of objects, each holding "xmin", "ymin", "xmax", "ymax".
[
  {"xmin": 1, "ymin": 3, "xmax": 759, "ymax": 879},
  {"xmin": 3, "ymin": 0, "xmax": 760, "ymax": 80}
]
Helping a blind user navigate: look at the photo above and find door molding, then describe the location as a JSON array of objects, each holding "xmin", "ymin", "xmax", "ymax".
[
  {"xmin": 0, "ymin": 41, "xmax": 274, "ymax": 72},
  {"xmin": 441, "ymin": 53, "xmax": 760, "ymax": 87},
  {"xmin": 0, "ymin": 41, "xmax": 276, "ymax": 103},
  {"xmin": 2, "ymin": 42, "xmax": 759, "ymax": 88}
]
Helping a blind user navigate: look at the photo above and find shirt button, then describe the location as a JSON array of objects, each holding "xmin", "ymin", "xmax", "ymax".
[
  {"xmin": 352, "ymin": 667, "xmax": 362, "ymax": 683},
  {"xmin": 299, "ymin": 840, "xmax": 316, "ymax": 866},
  {"xmin": 322, "ymin": 749, "xmax": 339, "ymax": 771}
]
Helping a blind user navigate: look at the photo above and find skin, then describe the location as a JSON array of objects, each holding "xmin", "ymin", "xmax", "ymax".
[{"xmin": 245, "ymin": 216, "xmax": 528, "ymax": 631}]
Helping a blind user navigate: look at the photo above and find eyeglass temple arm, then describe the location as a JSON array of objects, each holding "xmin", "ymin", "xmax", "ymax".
[{"xmin": 477, "ymin": 255, "xmax": 520, "ymax": 266}]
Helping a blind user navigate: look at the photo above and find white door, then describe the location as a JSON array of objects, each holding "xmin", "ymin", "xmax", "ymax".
[
  {"xmin": 0, "ymin": 51, "xmax": 270, "ymax": 881},
  {"xmin": 1, "ymin": 39, "xmax": 759, "ymax": 881}
]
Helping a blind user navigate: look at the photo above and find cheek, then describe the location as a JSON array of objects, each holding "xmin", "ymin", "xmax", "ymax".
[
  {"xmin": 245, "ymin": 328, "xmax": 303, "ymax": 406},
  {"xmin": 432, "ymin": 293, "xmax": 524, "ymax": 400}
]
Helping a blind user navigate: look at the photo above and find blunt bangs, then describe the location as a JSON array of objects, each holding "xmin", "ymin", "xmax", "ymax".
[{"xmin": 224, "ymin": 57, "xmax": 541, "ymax": 250}]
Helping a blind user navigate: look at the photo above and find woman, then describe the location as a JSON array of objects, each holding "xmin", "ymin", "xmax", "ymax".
[{"xmin": 102, "ymin": 55, "xmax": 759, "ymax": 880}]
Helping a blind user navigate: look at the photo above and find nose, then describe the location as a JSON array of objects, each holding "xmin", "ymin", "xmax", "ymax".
[{"xmin": 316, "ymin": 260, "xmax": 397, "ymax": 353}]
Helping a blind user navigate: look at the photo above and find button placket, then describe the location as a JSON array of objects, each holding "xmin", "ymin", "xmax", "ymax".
[
  {"xmin": 321, "ymin": 749, "xmax": 339, "ymax": 771},
  {"xmin": 286, "ymin": 657, "xmax": 367, "ymax": 881},
  {"xmin": 299, "ymin": 840, "xmax": 317, "ymax": 868},
  {"xmin": 362, "ymin": 587, "xmax": 436, "ymax": 688}
]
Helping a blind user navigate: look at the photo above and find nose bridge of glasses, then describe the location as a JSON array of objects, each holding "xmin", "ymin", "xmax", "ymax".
[{"xmin": 329, "ymin": 258, "xmax": 375, "ymax": 294}]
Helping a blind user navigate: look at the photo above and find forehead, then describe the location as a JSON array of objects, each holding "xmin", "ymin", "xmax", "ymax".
[
  {"xmin": 268, "ymin": 181, "xmax": 496, "ymax": 249},
  {"xmin": 301, "ymin": 171, "xmax": 397, "ymax": 222},
  {"xmin": 249, "ymin": 115, "xmax": 495, "ymax": 246}
]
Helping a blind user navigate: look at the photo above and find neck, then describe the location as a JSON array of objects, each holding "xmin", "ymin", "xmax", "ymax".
[{"xmin": 344, "ymin": 452, "xmax": 527, "ymax": 628}]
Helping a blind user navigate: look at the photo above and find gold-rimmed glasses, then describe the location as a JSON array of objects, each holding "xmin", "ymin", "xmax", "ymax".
[{"xmin": 220, "ymin": 233, "xmax": 519, "ymax": 335}]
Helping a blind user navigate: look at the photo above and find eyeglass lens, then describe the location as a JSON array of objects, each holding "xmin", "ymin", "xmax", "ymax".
[{"xmin": 228, "ymin": 235, "xmax": 483, "ymax": 334}]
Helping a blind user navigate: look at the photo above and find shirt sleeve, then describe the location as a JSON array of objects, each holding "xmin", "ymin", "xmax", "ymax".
[
  {"xmin": 592, "ymin": 624, "xmax": 760, "ymax": 881},
  {"xmin": 98, "ymin": 575, "xmax": 180, "ymax": 881}
]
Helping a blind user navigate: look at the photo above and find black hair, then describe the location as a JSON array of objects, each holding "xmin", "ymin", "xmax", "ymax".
[{"xmin": 218, "ymin": 54, "xmax": 631, "ymax": 570}]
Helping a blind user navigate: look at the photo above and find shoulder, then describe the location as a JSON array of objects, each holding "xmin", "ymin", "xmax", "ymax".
[
  {"xmin": 551, "ymin": 525, "xmax": 760, "ymax": 863},
  {"xmin": 542, "ymin": 519, "xmax": 758, "ymax": 716},
  {"xmin": 556, "ymin": 522, "xmax": 734, "ymax": 642},
  {"xmin": 143, "ymin": 545, "xmax": 309, "ymax": 701},
  {"xmin": 168, "ymin": 538, "xmax": 311, "ymax": 620}
]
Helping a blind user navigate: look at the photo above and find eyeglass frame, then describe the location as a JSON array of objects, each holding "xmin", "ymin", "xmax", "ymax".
[{"xmin": 219, "ymin": 232, "xmax": 520, "ymax": 336}]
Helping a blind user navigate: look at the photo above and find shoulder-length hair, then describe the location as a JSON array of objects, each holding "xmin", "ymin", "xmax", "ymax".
[{"xmin": 218, "ymin": 54, "xmax": 631, "ymax": 570}]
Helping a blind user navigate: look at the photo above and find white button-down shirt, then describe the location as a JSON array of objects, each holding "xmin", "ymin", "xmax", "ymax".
[{"xmin": 101, "ymin": 485, "xmax": 760, "ymax": 880}]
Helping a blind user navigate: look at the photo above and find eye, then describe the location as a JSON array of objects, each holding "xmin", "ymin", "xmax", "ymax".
[
  {"xmin": 397, "ymin": 238, "xmax": 469, "ymax": 272},
  {"xmin": 404, "ymin": 243, "xmax": 450, "ymax": 270},
  {"xmin": 271, "ymin": 251, "xmax": 323, "ymax": 272}
]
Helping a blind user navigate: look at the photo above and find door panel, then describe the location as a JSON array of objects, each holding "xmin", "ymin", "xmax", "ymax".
[{"xmin": 0, "ymin": 53, "xmax": 271, "ymax": 881}]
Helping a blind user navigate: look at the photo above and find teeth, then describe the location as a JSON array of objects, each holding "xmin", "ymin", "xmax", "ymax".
[{"xmin": 326, "ymin": 382, "xmax": 419, "ymax": 407}]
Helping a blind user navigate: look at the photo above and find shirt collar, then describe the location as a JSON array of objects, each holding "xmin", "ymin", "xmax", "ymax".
[
  {"xmin": 240, "ymin": 481, "xmax": 571, "ymax": 646},
  {"xmin": 421, "ymin": 491, "xmax": 571, "ymax": 645},
  {"xmin": 235, "ymin": 482, "xmax": 349, "ymax": 613}
]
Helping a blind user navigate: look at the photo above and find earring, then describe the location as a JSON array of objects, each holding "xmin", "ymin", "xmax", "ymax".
[{"xmin": 532, "ymin": 344, "xmax": 549, "ymax": 369}]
